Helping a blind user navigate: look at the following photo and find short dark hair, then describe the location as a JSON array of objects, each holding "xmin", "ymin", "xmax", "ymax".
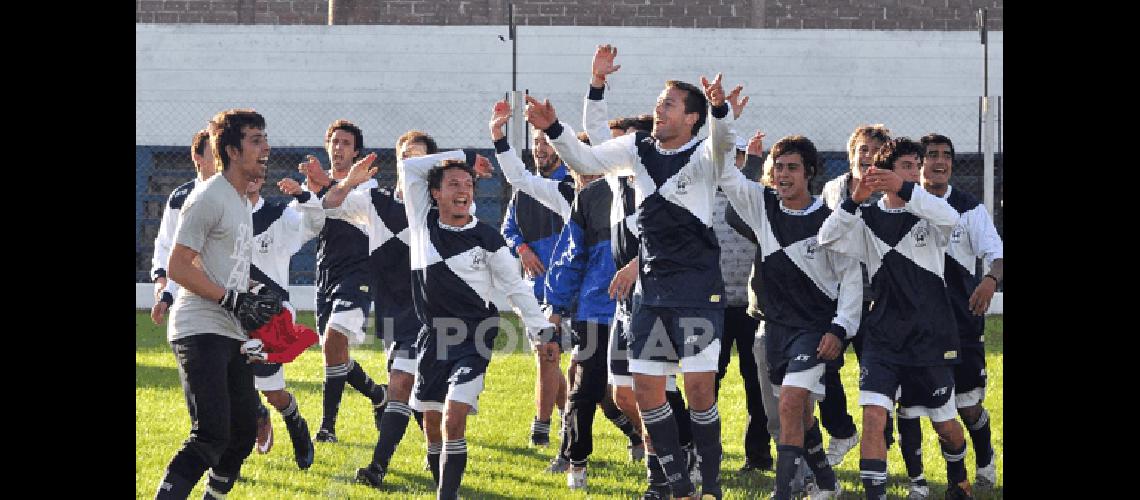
[
  {"xmin": 873, "ymin": 137, "xmax": 924, "ymax": 171},
  {"xmin": 770, "ymin": 135, "xmax": 820, "ymax": 185},
  {"xmin": 920, "ymin": 133, "xmax": 955, "ymax": 160},
  {"xmin": 576, "ymin": 131, "xmax": 592, "ymax": 145},
  {"xmin": 630, "ymin": 114, "xmax": 654, "ymax": 133},
  {"xmin": 396, "ymin": 129, "xmax": 439, "ymax": 154},
  {"xmin": 191, "ymin": 129, "xmax": 209, "ymax": 157},
  {"xmin": 208, "ymin": 108, "xmax": 265, "ymax": 171},
  {"xmin": 428, "ymin": 159, "xmax": 476, "ymax": 193},
  {"xmin": 325, "ymin": 119, "xmax": 364, "ymax": 160},
  {"xmin": 664, "ymin": 80, "xmax": 707, "ymax": 136}
]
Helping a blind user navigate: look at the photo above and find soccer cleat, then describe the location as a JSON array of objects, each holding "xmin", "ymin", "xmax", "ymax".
[
  {"xmin": 807, "ymin": 479, "xmax": 843, "ymax": 499},
  {"xmin": 944, "ymin": 481, "xmax": 975, "ymax": 500},
  {"xmin": 355, "ymin": 464, "xmax": 386, "ymax": 489},
  {"xmin": 641, "ymin": 485, "xmax": 671, "ymax": 500},
  {"xmin": 255, "ymin": 414, "xmax": 274, "ymax": 454},
  {"xmin": 545, "ymin": 456, "xmax": 570, "ymax": 473},
  {"xmin": 286, "ymin": 416, "xmax": 315, "ymax": 470},
  {"xmin": 739, "ymin": 457, "xmax": 774, "ymax": 472},
  {"xmin": 975, "ymin": 461, "xmax": 996, "ymax": 491},
  {"xmin": 314, "ymin": 428, "xmax": 337, "ymax": 443},
  {"xmin": 629, "ymin": 442, "xmax": 646, "ymax": 462},
  {"xmin": 907, "ymin": 481, "xmax": 931, "ymax": 500},
  {"xmin": 825, "ymin": 432, "xmax": 858, "ymax": 466},
  {"xmin": 789, "ymin": 459, "xmax": 813, "ymax": 496},
  {"xmin": 567, "ymin": 467, "xmax": 587, "ymax": 490}
]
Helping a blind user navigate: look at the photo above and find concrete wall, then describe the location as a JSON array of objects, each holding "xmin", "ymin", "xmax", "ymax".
[
  {"xmin": 136, "ymin": 24, "xmax": 1002, "ymax": 151},
  {"xmin": 136, "ymin": 0, "xmax": 1004, "ymax": 31}
]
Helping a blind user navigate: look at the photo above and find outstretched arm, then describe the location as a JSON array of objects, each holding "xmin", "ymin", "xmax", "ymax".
[
  {"xmin": 525, "ymin": 95, "xmax": 638, "ymax": 176},
  {"xmin": 583, "ymin": 44, "xmax": 620, "ymax": 144},
  {"xmin": 490, "ymin": 100, "xmax": 573, "ymax": 219}
]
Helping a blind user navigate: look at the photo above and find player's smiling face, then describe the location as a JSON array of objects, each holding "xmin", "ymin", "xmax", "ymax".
[
  {"xmin": 921, "ymin": 143, "xmax": 953, "ymax": 190},
  {"xmin": 850, "ymin": 137, "xmax": 883, "ymax": 179},
  {"xmin": 531, "ymin": 131, "xmax": 560, "ymax": 176},
  {"xmin": 326, "ymin": 129, "xmax": 359, "ymax": 173},
  {"xmin": 893, "ymin": 153, "xmax": 922, "ymax": 183},
  {"xmin": 772, "ymin": 152, "xmax": 810, "ymax": 205},
  {"xmin": 432, "ymin": 167, "xmax": 474, "ymax": 225},
  {"xmin": 230, "ymin": 126, "xmax": 270, "ymax": 180},
  {"xmin": 652, "ymin": 87, "xmax": 696, "ymax": 146}
]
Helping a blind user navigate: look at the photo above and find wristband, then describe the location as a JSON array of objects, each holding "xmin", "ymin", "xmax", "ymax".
[
  {"xmin": 518, "ymin": 243, "xmax": 530, "ymax": 255},
  {"xmin": 983, "ymin": 274, "xmax": 999, "ymax": 285}
]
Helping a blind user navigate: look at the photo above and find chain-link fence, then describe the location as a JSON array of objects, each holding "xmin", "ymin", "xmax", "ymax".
[{"xmin": 135, "ymin": 97, "xmax": 1003, "ymax": 286}]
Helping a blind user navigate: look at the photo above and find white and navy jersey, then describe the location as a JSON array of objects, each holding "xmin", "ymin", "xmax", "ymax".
[
  {"xmin": 607, "ymin": 175, "xmax": 641, "ymax": 269},
  {"xmin": 327, "ymin": 186, "xmax": 422, "ymax": 344},
  {"xmin": 152, "ymin": 178, "xmax": 201, "ymax": 298},
  {"xmin": 717, "ymin": 165, "xmax": 862, "ymax": 337},
  {"xmin": 938, "ymin": 185, "xmax": 1003, "ymax": 345},
  {"xmin": 581, "ymin": 85, "xmax": 618, "ymax": 146},
  {"xmin": 822, "ymin": 172, "xmax": 880, "ymax": 303},
  {"xmin": 250, "ymin": 193, "xmax": 325, "ymax": 302},
  {"xmin": 313, "ymin": 175, "xmax": 378, "ymax": 294},
  {"xmin": 545, "ymin": 103, "xmax": 735, "ymax": 308},
  {"xmin": 398, "ymin": 150, "xmax": 555, "ymax": 340},
  {"xmin": 818, "ymin": 182, "xmax": 961, "ymax": 366}
]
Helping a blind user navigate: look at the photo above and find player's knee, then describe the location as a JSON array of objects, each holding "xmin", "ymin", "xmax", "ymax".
[
  {"xmin": 932, "ymin": 418, "xmax": 964, "ymax": 444},
  {"xmin": 263, "ymin": 390, "xmax": 290, "ymax": 410},
  {"xmin": 443, "ymin": 413, "xmax": 467, "ymax": 440},
  {"xmin": 958, "ymin": 404, "xmax": 982, "ymax": 425},
  {"xmin": 778, "ymin": 387, "xmax": 807, "ymax": 420},
  {"xmin": 388, "ymin": 372, "xmax": 415, "ymax": 401},
  {"xmin": 862, "ymin": 405, "xmax": 888, "ymax": 434}
]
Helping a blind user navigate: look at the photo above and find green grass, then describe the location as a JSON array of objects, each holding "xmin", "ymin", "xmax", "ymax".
[{"xmin": 136, "ymin": 312, "xmax": 1002, "ymax": 498}]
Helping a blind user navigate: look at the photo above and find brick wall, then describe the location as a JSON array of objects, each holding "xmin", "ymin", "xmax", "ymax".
[{"xmin": 136, "ymin": 0, "xmax": 1003, "ymax": 30}]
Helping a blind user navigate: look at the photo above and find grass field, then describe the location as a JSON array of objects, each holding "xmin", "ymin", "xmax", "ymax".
[{"xmin": 136, "ymin": 312, "xmax": 1002, "ymax": 499}]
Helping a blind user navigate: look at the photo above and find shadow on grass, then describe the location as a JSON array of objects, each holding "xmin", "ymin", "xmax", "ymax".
[{"xmin": 136, "ymin": 362, "xmax": 181, "ymax": 389}]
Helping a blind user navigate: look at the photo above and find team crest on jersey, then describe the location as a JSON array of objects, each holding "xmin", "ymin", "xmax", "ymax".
[
  {"xmin": 257, "ymin": 234, "xmax": 273, "ymax": 254},
  {"xmin": 951, "ymin": 224, "xmax": 965, "ymax": 244},
  {"xmin": 471, "ymin": 251, "xmax": 486, "ymax": 270},
  {"xmin": 674, "ymin": 173, "xmax": 692, "ymax": 195},
  {"xmin": 804, "ymin": 240, "xmax": 819, "ymax": 260},
  {"xmin": 911, "ymin": 223, "xmax": 929, "ymax": 247},
  {"xmin": 859, "ymin": 366, "xmax": 868, "ymax": 384}
]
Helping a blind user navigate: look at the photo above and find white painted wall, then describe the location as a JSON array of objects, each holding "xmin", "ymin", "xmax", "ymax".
[{"xmin": 136, "ymin": 24, "xmax": 1001, "ymax": 151}]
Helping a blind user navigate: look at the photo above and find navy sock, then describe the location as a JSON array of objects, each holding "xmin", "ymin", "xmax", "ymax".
[
  {"xmin": 646, "ymin": 453, "xmax": 668, "ymax": 486},
  {"xmin": 204, "ymin": 470, "xmax": 236, "ymax": 499},
  {"xmin": 942, "ymin": 439, "xmax": 968, "ymax": 485},
  {"xmin": 803, "ymin": 419, "xmax": 837, "ymax": 490},
  {"xmin": 438, "ymin": 439, "xmax": 468, "ymax": 500},
  {"xmin": 640, "ymin": 403, "xmax": 694, "ymax": 497},
  {"xmin": 426, "ymin": 442, "xmax": 442, "ymax": 486},
  {"xmin": 602, "ymin": 398, "xmax": 642, "ymax": 444},
  {"xmin": 773, "ymin": 444, "xmax": 802, "ymax": 500},
  {"xmin": 897, "ymin": 416, "xmax": 926, "ymax": 483},
  {"xmin": 277, "ymin": 393, "xmax": 301, "ymax": 425},
  {"xmin": 372, "ymin": 401, "xmax": 413, "ymax": 470},
  {"xmin": 344, "ymin": 359, "xmax": 384, "ymax": 403},
  {"xmin": 966, "ymin": 408, "xmax": 995, "ymax": 468},
  {"xmin": 155, "ymin": 468, "xmax": 197, "ymax": 499},
  {"xmin": 666, "ymin": 389, "xmax": 693, "ymax": 448},
  {"xmin": 321, "ymin": 363, "xmax": 349, "ymax": 432},
  {"xmin": 690, "ymin": 404, "xmax": 723, "ymax": 494},
  {"xmin": 860, "ymin": 458, "xmax": 888, "ymax": 500}
]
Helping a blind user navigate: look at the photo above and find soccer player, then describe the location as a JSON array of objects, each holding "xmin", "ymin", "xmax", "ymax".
[
  {"xmin": 818, "ymin": 137, "xmax": 974, "ymax": 500},
  {"xmin": 319, "ymin": 130, "xmax": 453, "ymax": 489},
  {"xmin": 300, "ymin": 120, "xmax": 390, "ymax": 443},
  {"xmin": 238, "ymin": 174, "xmax": 325, "ymax": 469},
  {"xmin": 151, "ymin": 129, "xmax": 214, "ymax": 325},
  {"xmin": 718, "ymin": 134, "xmax": 861, "ymax": 499},
  {"xmin": 501, "ymin": 111, "xmax": 575, "ymax": 448},
  {"xmin": 893, "ymin": 134, "xmax": 1003, "ymax": 498},
  {"xmin": 818, "ymin": 124, "xmax": 893, "ymax": 465},
  {"xmin": 155, "ymin": 108, "xmax": 280, "ymax": 499},
  {"xmin": 394, "ymin": 146, "xmax": 556, "ymax": 500},
  {"xmin": 525, "ymin": 72, "xmax": 740, "ymax": 499}
]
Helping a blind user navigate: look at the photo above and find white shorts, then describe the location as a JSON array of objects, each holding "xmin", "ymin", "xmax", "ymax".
[
  {"xmin": 325, "ymin": 307, "xmax": 368, "ymax": 345},
  {"xmin": 629, "ymin": 339, "xmax": 721, "ymax": 376}
]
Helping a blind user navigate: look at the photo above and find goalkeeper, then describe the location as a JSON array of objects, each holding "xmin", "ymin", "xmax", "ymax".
[{"xmin": 155, "ymin": 109, "xmax": 282, "ymax": 500}]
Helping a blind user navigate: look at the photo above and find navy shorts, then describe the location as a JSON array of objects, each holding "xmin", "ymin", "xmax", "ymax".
[
  {"xmin": 763, "ymin": 322, "xmax": 827, "ymax": 400},
  {"xmin": 316, "ymin": 277, "xmax": 373, "ymax": 344},
  {"xmin": 410, "ymin": 324, "xmax": 495, "ymax": 414},
  {"xmin": 858, "ymin": 357, "xmax": 957, "ymax": 422},
  {"xmin": 628, "ymin": 302, "xmax": 723, "ymax": 376}
]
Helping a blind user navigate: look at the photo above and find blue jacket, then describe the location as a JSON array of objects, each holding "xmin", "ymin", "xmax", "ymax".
[
  {"xmin": 501, "ymin": 163, "xmax": 572, "ymax": 301},
  {"xmin": 545, "ymin": 178, "xmax": 617, "ymax": 324}
]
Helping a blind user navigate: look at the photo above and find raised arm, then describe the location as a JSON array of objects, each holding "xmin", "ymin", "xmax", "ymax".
[
  {"xmin": 321, "ymin": 153, "xmax": 378, "ymax": 210},
  {"xmin": 490, "ymin": 100, "xmax": 572, "ymax": 219},
  {"xmin": 716, "ymin": 140, "xmax": 769, "ymax": 239},
  {"xmin": 817, "ymin": 198, "xmax": 871, "ymax": 263},
  {"xmin": 525, "ymin": 95, "xmax": 638, "ymax": 176},
  {"xmin": 699, "ymin": 73, "xmax": 741, "ymax": 167},
  {"xmin": 583, "ymin": 44, "xmax": 620, "ymax": 144},
  {"xmin": 397, "ymin": 149, "xmax": 469, "ymax": 224}
]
